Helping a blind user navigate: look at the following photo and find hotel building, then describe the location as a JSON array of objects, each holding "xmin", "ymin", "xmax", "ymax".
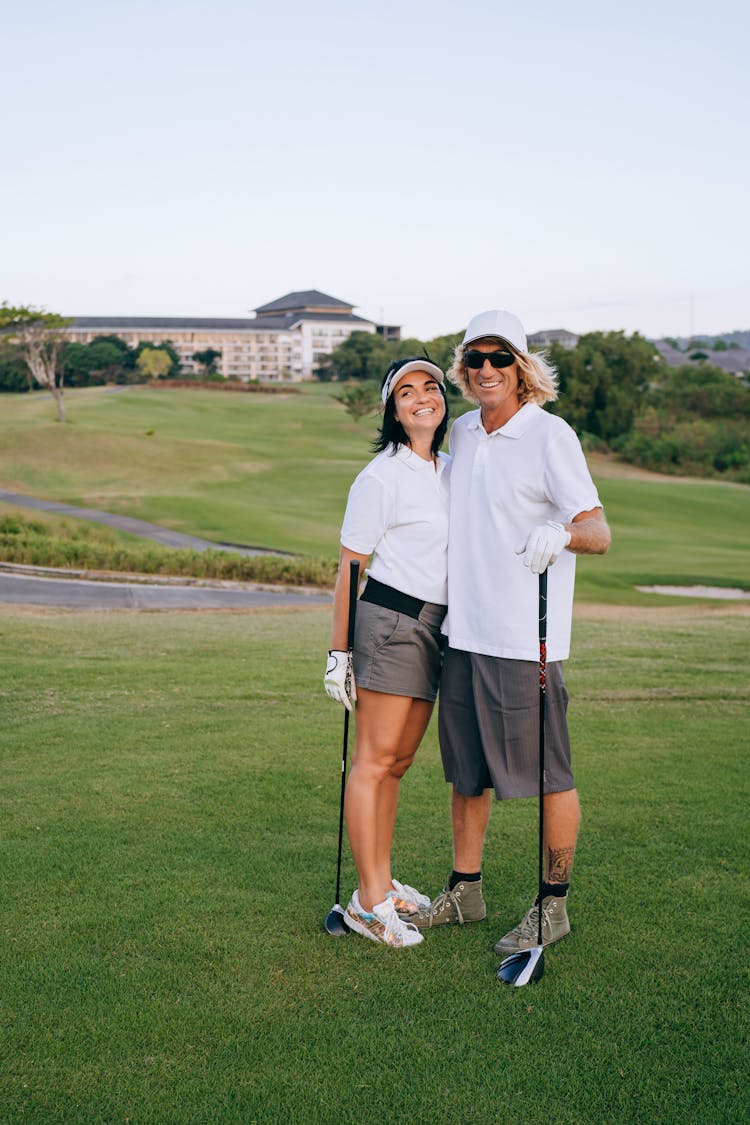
[{"xmin": 65, "ymin": 290, "xmax": 378, "ymax": 381}]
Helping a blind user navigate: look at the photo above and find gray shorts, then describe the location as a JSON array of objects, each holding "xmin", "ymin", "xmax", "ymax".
[
  {"xmin": 438, "ymin": 646, "xmax": 574, "ymax": 799},
  {"xmin": 353, "ymin": 599, "xmax": 447, "ymax": 702}
]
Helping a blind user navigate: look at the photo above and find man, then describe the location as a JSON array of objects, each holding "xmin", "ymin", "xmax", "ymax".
[{"xmin": 408, "ymin": 309, "xmax": 611, "ymax": 954}]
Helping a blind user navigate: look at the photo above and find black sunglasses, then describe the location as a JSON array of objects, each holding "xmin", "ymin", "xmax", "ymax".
[{"xmin": 465, "ymin": 349, "xmax": 515, "ymax": 370}]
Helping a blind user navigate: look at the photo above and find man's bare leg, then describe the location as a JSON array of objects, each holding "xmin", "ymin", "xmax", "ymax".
[
  {"xmin": 451, "ymin": 787, "xmax": 493, "ymax": 871},
  {"xmin": 543, "ymin": 788, "xmax": 581, "ymax": 884},
  {"xmin": 493, "ymin": 788, "xmax": 580, "ymax": 952}
]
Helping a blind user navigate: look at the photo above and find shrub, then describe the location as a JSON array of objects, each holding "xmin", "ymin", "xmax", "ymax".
[{"xmin": 0, "ymin": 513, "xmax": 336, "ymax": 586}]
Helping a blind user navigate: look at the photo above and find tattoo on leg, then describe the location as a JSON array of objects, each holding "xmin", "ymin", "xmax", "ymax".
[{"xmin": 547, "ymin": 845, "xmax": 575, "ymax": 883}]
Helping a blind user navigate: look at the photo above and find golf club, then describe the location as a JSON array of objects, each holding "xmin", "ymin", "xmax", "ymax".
[
  {"xmin": 497, "ymin": 568, "xmax": 548, "ymax": 986},
  {"xmin": 324, "ymin": 558, "xmax": 360, "ymax": 936}
]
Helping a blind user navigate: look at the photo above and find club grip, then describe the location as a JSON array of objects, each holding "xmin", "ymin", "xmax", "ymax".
[
  {"xmin": 538, "ymin": 569, "xmax": 548, "ymax": 647},
  {"xmin": 346, "ymin": 560, "xmax": 360, "ymax": 649}
]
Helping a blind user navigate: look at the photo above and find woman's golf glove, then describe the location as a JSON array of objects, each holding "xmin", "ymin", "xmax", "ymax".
[
  {"xmin": 516, "ymin": 521, "xmax": 571, "ymax": 574},
  {"xmin": 324, "ymin": 649, "xmax": 357, "ymax": 712}
]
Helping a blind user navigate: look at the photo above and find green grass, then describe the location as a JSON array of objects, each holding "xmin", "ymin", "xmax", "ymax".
[
  {"xmin": 0, "ymin": 384, "xmax": 373, "ymax": 557},
  {"xmin": 1, "ymin": 603, "xmax": 747, "ymax": 1123},
  {"xmin": 1, "ymin": 387, "xmax": 750, "ymax": 603},
  {"xmin": 2, "ymin": 385, "xmax": 748, "ymax": 604},
  {"xmin": 577, "ymin": 472, "xmax": 749, "ymax": 602}
]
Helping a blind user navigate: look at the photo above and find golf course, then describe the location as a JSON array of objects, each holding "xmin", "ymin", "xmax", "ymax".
[{"xmin": 1, "ymin": 385, "xmax": 748, "ymax": 1123}]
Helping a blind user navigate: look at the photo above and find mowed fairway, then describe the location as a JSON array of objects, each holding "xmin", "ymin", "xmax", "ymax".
[
  {"xmin": 1, "ymin": 384, "xmax": 749, "ymax": 1121},
  {"xmin": 0, "ymin": 384, "xmax": 372, "ymax": 558},
  {"xmin": 1, "ymin": 385, "xmax": 748, "ymax": 603},
  {"xmin": 1, "ymin": 603, "xmax": 747, "ymax": 1122}
]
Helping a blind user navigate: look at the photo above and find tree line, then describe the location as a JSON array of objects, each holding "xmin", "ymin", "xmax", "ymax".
[
  {"xmin": 2, "ymin": 303, "xmax": 748, "ymax": 482},
  {"xmin": 319, "ymin": 329, "xmax": 750, "ymax": 483},
  {"xmin": 0, "ymin": 303, "xmax": 223, "ymax": 422}
]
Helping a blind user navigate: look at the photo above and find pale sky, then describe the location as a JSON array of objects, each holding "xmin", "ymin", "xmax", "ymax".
[{"xmin": 2, "ymin": 0, "xmax": 748, "ymax": 341}]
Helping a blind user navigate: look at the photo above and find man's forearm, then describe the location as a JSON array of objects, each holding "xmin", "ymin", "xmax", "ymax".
[{"xmin": 564, "ymin": 511, "xmax": 611, "ymax": 555}]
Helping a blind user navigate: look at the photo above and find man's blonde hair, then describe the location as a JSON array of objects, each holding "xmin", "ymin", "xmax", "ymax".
[{"xmin": 446, "ymin": 337, "xmax": 559, "ymax": 406}]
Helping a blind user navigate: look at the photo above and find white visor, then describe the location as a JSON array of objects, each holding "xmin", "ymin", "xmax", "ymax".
[{"xmin": 381, "ymin": 360, "xmax": 445, "ymax": 404}]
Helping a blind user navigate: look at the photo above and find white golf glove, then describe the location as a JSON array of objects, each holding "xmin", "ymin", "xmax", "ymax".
[
  {"xmin": 516, "ymin": 521, "xmax": 571, "ymax": 574},
  {"xmin": 324, "ymin": 649, "xmax": 357, "ymax": 712}
]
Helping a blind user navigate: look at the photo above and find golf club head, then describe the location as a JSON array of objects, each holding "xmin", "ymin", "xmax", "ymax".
[
  {"xmin": 497, "ymin": 945, "xmax": 545, "ymax": 987},
  {"xmin": 324, "ymin": 903, "xmax": 351, "ymax": 936}
]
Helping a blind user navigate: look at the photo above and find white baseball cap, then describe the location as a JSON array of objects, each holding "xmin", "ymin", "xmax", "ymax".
[
  {"xmin": 381, "ymin": 357, "xmax": 445, "ymax": 404},
  {"xmin": 463, "ymin": 309, "xmax": 527, "ymax": 354}
]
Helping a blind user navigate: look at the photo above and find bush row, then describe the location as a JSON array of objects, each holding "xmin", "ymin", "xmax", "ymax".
[{"xmin": 0, "ymin": 515, "xmax": 337, "ymax": 587}]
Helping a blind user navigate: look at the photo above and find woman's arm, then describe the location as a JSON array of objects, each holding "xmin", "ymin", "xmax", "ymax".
[{"xmin": 330, "ymin": 546, "xmax": 371, "ymax": 649}]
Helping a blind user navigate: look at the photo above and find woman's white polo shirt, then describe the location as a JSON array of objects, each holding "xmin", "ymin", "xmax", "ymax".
[
  {"xmin": 445, "ymin": 403, "xmax": 600, "ymax": 662},
  {"xmin": 340, "ymin": 445, "xmax": 450, "ymax": 605}
]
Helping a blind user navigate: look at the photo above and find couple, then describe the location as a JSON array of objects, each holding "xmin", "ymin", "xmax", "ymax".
[{"xmin": 324, "ymin": 308, "xmax": 611, "ymax": 949}]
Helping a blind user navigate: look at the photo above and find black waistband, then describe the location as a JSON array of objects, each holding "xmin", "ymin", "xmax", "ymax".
[{"xmin": 360, "ymin": 577, "xmax": 445, "ymax": 621}]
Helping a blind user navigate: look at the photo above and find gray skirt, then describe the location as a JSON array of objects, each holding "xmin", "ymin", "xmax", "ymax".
[{"xmin": 353, "ymin": 599, "xmax": 447, "ymax": 702}]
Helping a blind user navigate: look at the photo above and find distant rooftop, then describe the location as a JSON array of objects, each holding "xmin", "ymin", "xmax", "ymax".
[
  {"xmin": 69, "ymin": 311, "xmax": 374, "ymax": 332},
  {"xmin": 254, "ymin": 290, "xmax": 355, "ymax": 315},
  {"xmin": 528, "ymin": 328, "xmax": 579, "ymax": 349},
  {"xmin": 653, "ymin": 339, "xmax": 750, "ymax": 375},
  {"xmin": 71, "ymin": 316, "xmax": 258, "ymax": 331}
]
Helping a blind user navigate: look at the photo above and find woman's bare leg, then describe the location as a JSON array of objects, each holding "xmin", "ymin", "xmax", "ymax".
[{"xmin": 345, "ymin": 688, "xmax": 433, "ymax": 911}]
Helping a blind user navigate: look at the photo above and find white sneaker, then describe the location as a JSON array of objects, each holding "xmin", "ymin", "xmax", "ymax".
[
  {"xmin": 345, "ymin": 890, "xmax": 424, "ymax": 947},
  {"xmin": 388, "ymin": 879, "xmax": 431, "ymax": 917}
]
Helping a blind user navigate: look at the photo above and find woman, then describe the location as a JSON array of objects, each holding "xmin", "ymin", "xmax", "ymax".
[{"xmin": 324, "ymin": 356, "xmax": 450, "ymax": 947}]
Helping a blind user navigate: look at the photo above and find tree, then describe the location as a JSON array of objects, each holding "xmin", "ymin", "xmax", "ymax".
[
  {"xmin": 648, "ymin": 363, "xmax": 750, "ymax": 419},
  {"xmin": 423, "ymin": 331, "xmax": 462, "ymax": 374},
  {"xmin": 192, "ymin": 348, "xmax": 222, "ymax": 376},
  {"xmin": 131, "ymin": 340, "xmax": 180, "ymax": 379},
  {"xmin": 315, "ymin": 331, "xmax": 391, "ymax": 381},
  {"xmin": 616, "ymin": 363, "xmax": 750, "ymax": 481},
  {"xmin": 316, "ymin": 329, "xmax": 463, "ymax": 390},
  {"xmin": 333, "ymin": 380, "xmax": 381, "ymax": 421},
  {"xmin": 0, "ymin": 338, "xmax": 32, "ymax": 392},
  {"xmin": 63, "ymin": 336, "xmax": 132, "ymax": 385},
  {"xmin": 137, "ymin": 347, "xmax": 174, "ymax": 380},
  {"xmin": 0, "ymin": 302, "xmax": 71, "ymax": 421},
  {"xmin": 548, "ymin": 331, "xmax": 660, "ymax": 443}
]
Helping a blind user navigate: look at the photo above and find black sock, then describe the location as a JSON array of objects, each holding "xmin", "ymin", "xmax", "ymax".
[
  {"xmin": 449, "ymin": 870, "xmax": 481, "ymax": 890},
  {"xmin": 537, "ymin": 881, "xmax": 569, "ymax": 903}
]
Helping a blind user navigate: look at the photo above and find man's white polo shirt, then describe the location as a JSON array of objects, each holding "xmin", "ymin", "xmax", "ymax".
[
  {"xmin": 445, "ymin": 403, "xmax": 600, "ymax": 662},
  {"xmin": 341, "ymin": 445, "xmax": 450, "ymax": 604}
]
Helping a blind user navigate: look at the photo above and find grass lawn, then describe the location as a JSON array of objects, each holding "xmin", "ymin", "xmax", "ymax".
[
  {"xmin": 0, "ymin": 384, "xmax": 372, "ymax": 558},
  {"xmin": 1, "ymin": 602, "xmax": 747, "ymax": 1123},
  {"xmin": 1, "ymin": 386, "xmax": 748, "ymax": 604}
]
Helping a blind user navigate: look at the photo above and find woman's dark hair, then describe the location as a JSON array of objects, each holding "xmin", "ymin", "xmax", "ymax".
[{"xmin": 372, "ymin": 356, "xmax": 449, "ymax": 456}]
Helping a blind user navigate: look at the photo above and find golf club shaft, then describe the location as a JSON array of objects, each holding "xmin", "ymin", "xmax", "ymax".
[
  {"xmin": 333, "ymin": 559, "xmax": 360, "ymax": 907},
  {"xmin": 538, "ymin": 569, "xmax": 548, "ymax": 948}
]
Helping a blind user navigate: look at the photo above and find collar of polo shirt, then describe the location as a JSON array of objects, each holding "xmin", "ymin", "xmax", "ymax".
[{"xmin": 470, "ymin": 401, "xmax": 541, "ymax": 439}]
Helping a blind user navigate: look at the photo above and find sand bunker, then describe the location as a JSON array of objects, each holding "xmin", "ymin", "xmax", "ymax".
[{"xmin": 636, "ymin": 585, "xmax": 750, "ymax": 600}]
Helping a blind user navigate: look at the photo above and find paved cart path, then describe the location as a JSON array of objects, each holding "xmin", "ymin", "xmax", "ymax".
[
  {"xmin": 0, "ymin": 570, "xmax": 332, "ymax": 611},
  {"xmin": 0, "ymin": 490, "xmax": 288, "ymax": 556},
  {"xmin": 0, "ymin": 490, "xmax": 330, "ymax": 609}
]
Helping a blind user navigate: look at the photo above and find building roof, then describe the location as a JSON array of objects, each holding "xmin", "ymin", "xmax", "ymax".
[
  {"xmin": 254, "ymin": 290, "xmax": 355, "ymax": 314},
  {"xmin": 654, "ymin": 340, "xmax": 750, "ymax": 375},
  {"xmin": 70, "ymin": 317, "xmax": 259, "ymax": 331},
  {"xmin": 527, "ymin": 328, "xmax": 579, "ymax": 343},
  {"xmin": 68, "ymin": 312, "xmax": 374, "ymax": 332}
]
